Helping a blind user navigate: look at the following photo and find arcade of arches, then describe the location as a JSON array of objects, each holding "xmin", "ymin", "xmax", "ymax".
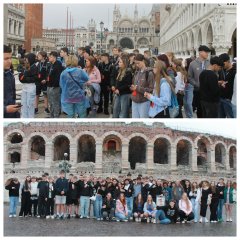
[{"xmin": 5, "ymin": 131, "xmax": 236, "ymax": 178}]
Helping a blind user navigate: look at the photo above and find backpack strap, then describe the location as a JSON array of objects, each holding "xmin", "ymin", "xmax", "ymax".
[{"xmin": 68, "ymin": 71, "xmax": 83, "ymax": 90}]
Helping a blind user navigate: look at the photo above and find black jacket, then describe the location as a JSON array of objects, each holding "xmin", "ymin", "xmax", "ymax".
[
  {"xmin": 107, "ymin": 184, "xmax": 120, "ymax": 200},
  {"xmin": 5, "ymin": 182, "xmax": 20, "ymax": 197},
  {"xmin": 219, "ymin": 66, "xmax": 236, "ymax": 100},
  {"xmin": 150, "ymin": 185, "xmax": 163, "ymax": 202},
  {"xmin": 124, "ymin": 183, "xmax": 134, "ymax": 198},
  {"xmin": 47, "ymin": 60, "xmax": 63, "ymax": 87},
  {"xmin": 68, "ymin": 181, "xmax": 79, "ymax": 199},
  {"xmin": 102, "ymin": 198, "xmax": 114, "ymax": 211},
  {"xmin": 19, "ymin": 64, "xmax": 38, "ymax": 84},
  {"xmin": 113, "ymin": 68, "xmax": 132, "ymax": 95},
  {"xmin": 79, "ymin": 181, "xmax": 93, "ymax": 197},
  {"xmin": 38, "ymin": 181, "xmax": 49, "ymax": 198},
  {"xmin": 78, "ymin": 56, "xmax": 85, "ymax": 69},
  {"xmin": 157, "ymin": 205, "xmax": 179, "ymax": 223},
  {"xmin": 133, "ymin": 200, "xmax": 144, "ymax": 213},
  {"xmin": 4, "ymin": 70, "xmax": 20, "ymax": 118},
  {"xmin": 36, "ymin": 60, "xmax": 48, "ymax": 86},
  {"xmin": 99, "ymin": 62, "xmax": 114, "ymax": 86},
  {"xmin": 55, "ymin": 177, "xmax": 69, "ymax": 196}
]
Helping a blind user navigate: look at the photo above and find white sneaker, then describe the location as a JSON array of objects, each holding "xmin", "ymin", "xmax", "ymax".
[
  {"xmin": 51, "ymin": 215, "xmax": 55, "ymax": 219},
  {"xmin": 229, "ymin": 218, "xmax": 233, "ymax": 222},
  {"xmin": 46, "ymin": 215, "xmax": 50, "ymax": 219},
  {"xmin": 205, "ymin": 218, "xmax": 209, "ymax": 223},
  {"xmin": 152, "ymin": 219, "xmax": 156, "ymax": 224},
  {"xmin": 147, "ymin": 218, "xmax": 150, "ymax": 223},
  {"xmin": 80, "ymin": 216, "xmax": 84, "ymax": 219},
  {"xmin": 13, "ymin": 215, "xmax": 17, "ymax": 217},
  {"xmin": 199, "ymin": 217, "xmax": 202, "ymax": 223},
  {"xmin": 86, "ymin": 216, "xmax": 90, "ymax": 219},
  {"xmin": 9, "ymin": 215, "xmax": 13, "ymax": 218},
  {"xmin": 135, "ymin": 218, "xmax": 138, "ymax": 222}
]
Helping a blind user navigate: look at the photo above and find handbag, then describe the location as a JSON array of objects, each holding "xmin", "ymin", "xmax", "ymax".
[
  {"xmin": 90, "ymin": 195, "xmax": 96, "ymax": 201},
  {"xmin": 207, "ymin": 194, "xmax": 212, "ymax": 205}
]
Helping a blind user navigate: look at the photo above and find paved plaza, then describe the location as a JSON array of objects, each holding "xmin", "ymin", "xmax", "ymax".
[{"xmin": 4, "ymin": 204, "xmax": 236, "ymax": 237}]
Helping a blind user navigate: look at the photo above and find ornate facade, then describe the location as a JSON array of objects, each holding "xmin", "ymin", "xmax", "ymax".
[
  {"xmin": 4, "ymin": 4, "xmax": 25, "ymax": 55},
  {"xmin": 4, "ymin": 122, "xmax": 236, "ymax": 184},
  {"xmin": 159, "ymin": 4, "xmax": 237, "ymax": 58}
]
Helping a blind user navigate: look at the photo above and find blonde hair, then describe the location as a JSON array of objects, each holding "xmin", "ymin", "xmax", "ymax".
[
  {"xmin": 154, "ymin": 60, "xmax": 174, "ymax": 97},
  {"xmin": 65, "ymin": 55, "xmax": 78, "ymax": 67}
]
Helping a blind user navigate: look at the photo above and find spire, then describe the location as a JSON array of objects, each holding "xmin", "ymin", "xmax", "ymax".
[{"xmin": 134, "ymin": 4, "xmax": 138, "ymax": 21}]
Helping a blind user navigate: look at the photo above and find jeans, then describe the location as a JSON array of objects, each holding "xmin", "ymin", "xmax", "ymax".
[
  {"xmin": 113, "ymin": 94, "xmax": 131, "ymax": 118},
  {"xmin": 94, "ymin": 195, "xmax": 102, "ymax": 219},
  {"xmin": 126, "ymin": 197, "xmax": 133, "ymax": 217},
  {"xmin": 132, "ymin": 101, "xmax": 150, "ymax": 118},
  {"xmin": 115, "ymin": 211, "xmax": 131, "ymax": 221},
  {"xmin": 9, "ymin": 196, "xmax": 19, "ymax": 215},
  {"xmin": 232, "ymin": 104, "xmax": 236, "ymax": 118},
  {"xmin": 218, "ymin": 98, "xmax": 234, "ymax": 118},
  {"xmin": 155, "ymin": 210, "xmax": 171, "ymax": 224},
  {"xmin": 80, "ymin": 196, "xmax": 90, "ymax": 217},
  {"xmin": 21, "ymin": 83, "xmax": 36, "ymax": 118},
  {"xmin": 191, "ymin": 198, "xmax": 199, "ymax": 222},
  {"xmin": 62, "ymin": 102, "xmax": 86, "ymax": 118},
  {"xmin": 217, "ymin": 198, "xmax": 225, "ymax": 220},
  {"xmin": 183, "ymin": 83, "xmax": 194, "ymax": 118},
  {"xmin": 47, "ymin": 87, "xmax": 61, "ymax": 118}
]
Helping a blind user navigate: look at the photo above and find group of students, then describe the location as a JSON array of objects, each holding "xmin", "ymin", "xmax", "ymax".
[
  {"xmin": 5, "ymin": 171, "xmax": 236, "ymax": 224},
  {"xmin": 4, "ymin": 44, "xmax": 236, "ymax": 119}
]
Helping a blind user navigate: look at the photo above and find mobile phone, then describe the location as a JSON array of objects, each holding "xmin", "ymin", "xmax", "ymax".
[{"xmin": 15, "ymin": 103, "xmax": 22, "ymax": 108}]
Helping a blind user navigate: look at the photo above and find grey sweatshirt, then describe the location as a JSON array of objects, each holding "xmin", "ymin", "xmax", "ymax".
[{"xmin": 188, "ymin": 57, "xmax": 210, "ymax": 90}]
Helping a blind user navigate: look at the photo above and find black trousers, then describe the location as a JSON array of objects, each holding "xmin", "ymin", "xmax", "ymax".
[
  {"xmin": 98, "ymin": 85, "xmax": 110, "ymax": 111},
  {"xmin": 210, "ymin": 198, "xmax": 219, "ymax": 221},
  {"xmin": 154, "ymin": 108, "xmax": 170, "ymax": 118},
  {"xmin": 201, "ymin": 100, "xmax": 219, "ymax": 118},
  {"xmin": 38, "ymin": 196, "xmax": 47, "ymax": 216},
  {"xmin": 200, "ymin": 201, "xmax": 208, "ymax": 217},
  {"xmin": 46, "ymin": 198, "xmax": 55, "ymax": 216},
  {"xmin": 101, "ymin": 208, "xmax": 115, "ymax": 219},
  {"xmin": 19, "ymin": 192, "xmax": 32, "ymax": 216},
  {"xmin": 193, "ymin": 90, "xmax": 202, "ymax": 118},
  {"xmin": 176, "ymin": 93, "xmax": 184, "ymax": 118},
  {"xmin": 178, "ymin": 210, "xmax": 194, "ymax": 221},
  {"xmin": 31, "ymin": 198, "xmax": 38, "ymax": 216}
]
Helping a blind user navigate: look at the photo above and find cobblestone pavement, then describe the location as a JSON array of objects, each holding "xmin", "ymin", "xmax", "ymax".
[{"xmin": 4, "ymin": 204, "xmax": 236, "ymax": 236}]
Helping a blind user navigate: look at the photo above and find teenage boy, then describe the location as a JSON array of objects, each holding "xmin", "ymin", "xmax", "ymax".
[
  {"xmin": 4, "ymin": 45, "xmax": 20, "ymax": 118},
  {"xmin": 47, "ymin": 51, "xmax": 63, "ymax": 118},
  {"xmin": 55, "ymin": 170, "xmax": 69, "ymax": 219},
  {"xmin": 37, "ymin": 174, "xmax": 49, "ymax": 218},
  {"xmin": 199, "ymin": 56, "xmax": 223, "ymax": 118}
]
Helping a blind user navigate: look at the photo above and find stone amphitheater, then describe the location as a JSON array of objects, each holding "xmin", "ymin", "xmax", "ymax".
[{"xmin": 4, "ymin": 122, "xmax": 236, "ymax": 184}]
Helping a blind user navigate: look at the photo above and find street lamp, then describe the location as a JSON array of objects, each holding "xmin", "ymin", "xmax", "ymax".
[
  {"xmin": 59, "ymin": 152, "xmax": 72, "ymax": 177},
  {"xmin": 100, "ymin": 21, "xmax": 104, "ymax": 53}
]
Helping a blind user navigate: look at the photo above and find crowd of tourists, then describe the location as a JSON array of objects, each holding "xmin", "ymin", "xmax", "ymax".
[
  {"xmin": 4, "ymin": 44, "xmax": 236, "ymax": 119},
  {"xmin": 5, "ymin": 171, "xmax": 236, "ymax": 224}
]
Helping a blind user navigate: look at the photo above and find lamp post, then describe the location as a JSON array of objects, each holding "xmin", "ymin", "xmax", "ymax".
[
  {"xmin": 100, "ymin": 21, "xmax": 104, "ymax": 54},
  {"xmin": 59, "ymin": 152, "xmax": 72, "ymax": 177}
]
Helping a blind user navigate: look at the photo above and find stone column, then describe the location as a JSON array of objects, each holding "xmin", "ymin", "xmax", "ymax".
[
  {"xmin": 4, "ymin": 141, "xmax": 9, "ymax": 165},
  {"xmin": 213, "ymin": 45, "xmax": 232, "ymax": 56},
  {"xmin": 191, "ymin": 147, "xmax": 198, "ymax": 172},
  {"xmin": 210, "ymin": 148, "xmax": 216, "ymax": 173},
  {"xmin": 70, "ymin": 142, "xmax": 77, "ymax": 165},
  {"xmin": 147, "ymin": 144, "xmax": 154, "ymax": 174},
  {"xmin": 170, "ymin": 145, "xmax": 177, "ymax": 171},
  {"xmin": 121, "ymin": 143, "xmax": 130, "ymax": 172},
  {"xmin": 95, "ymin": 140, "xmax": 103, "ymax": 176},
  {"xmin": 225, "ymin": 152, "xmax": 230, "ymax": 172},
  {"xmin": 20, "ymin": 142, "xmax": 28, "ymax": 169},
  {"xmin": 44, "ymin": 141, "xmax": 53, "ymax": 169}
]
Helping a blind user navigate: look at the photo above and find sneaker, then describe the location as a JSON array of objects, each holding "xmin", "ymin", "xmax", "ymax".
[
  {"xmin": 35, "ymin": 108, "xmax": 38, "ymax": 114},
  {"xmin": 55, "ymin": 215, "xmax": 60, "ymax": 219},
  {"xmin": 152, "ymin": 219, "xmax": 156, "ymax": 224},
  {"xmin": 106, "ymin": 217, "xmax": 109, "ymax": 221},
  {"xmin": 97, "ymin": 218, "xmax": 101, "ymax": 221},
  {"xmin": 46, "ymin": 215, "xmax": 50, "ymax": 219},
  {"xmin": 226, "ymin": 218, "xmax": 229, "ymax": 222},
  {"xmin": 51, "ymin": 215, "xmax": 55, "ymax": 219},
  {"xmin": 124, "ymin": 219, "xmax": 128, "ymax": 222},
  {"xmin": 205, "ymin": 218, "xmax": 209, "ymax": 223},
  {"xmin": 67, "ymin": 214, "xmax": 70, "ymax": 219},
  {"xmin": 218, "ymin": 218, "xmax": 223, "ymax": 222},
  {"xmin": 9, "ymin": 215, "xmax": 13, "ymax": 218},
  {"xmin": 116, "ymin": 219, "xmax": 120, "ymax": 222},
  {"xmin": 13, "ymin": 215, "xmax": 17, "ymax": 218},
  {"xmin": 80, "ymin": 216, "xmax": 84, "ymax": 219},
  {"xmin": 199, "ymin": 217, "xmax": 202, "ymax": 223},
  {"xmin": 229, "ymin": 218, "xmax": 233, "ymax": 222},
  {"xmin": 44, "ymin": 108, "xmax": 50, "ymax": 114},
  {"xmin": 135, "ymin": 218, "xmax": 138, "ymax": 222},
  {"xmin": 100, "ymin": 218, "xmax": 103, "ymax": 220},
  {"xmin": 86, "ymin": 216, "xmax": 90, "ymax": 219},
  {"xmin": 130, "ymin": 217, "xmax": 133, "ymax": 221},
  {"xmin": 147, "ymin": 217, "xmax": 150, "ymax": 223}
]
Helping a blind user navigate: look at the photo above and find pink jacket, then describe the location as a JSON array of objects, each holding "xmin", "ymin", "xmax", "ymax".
[
  {"xmin": 115, "ymin": 199, "xmax": 128, "ymax": 214},
  {"xmin": 179, "ymin": 199, "xmax": 192, "ymax": 215},
  {"xmin": 85, "ymin": 66, "xmax": 101, "ymax": 84}
]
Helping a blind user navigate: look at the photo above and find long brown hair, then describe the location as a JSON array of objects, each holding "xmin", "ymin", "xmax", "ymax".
[
  {"xmin": 119, "ymin": 193, "xmax": 126, "ymax": 206},
  {"xmin": 172, "ymin": 58, "xmax": 188, "ymax": 83},
  {"xmin": 117, "ymin": 55, "xmax": 129, "ymax": 82},
  {"xmin": 154, "ymin": 60, "xmax": 174, "ymax": 97},
  {"xmin": 135, "ymin": 193, "xmax": 143, "ymax": 206},
  {"xmin": 85, "ymin": 56, "xmax": 96, "ymax": 74}
]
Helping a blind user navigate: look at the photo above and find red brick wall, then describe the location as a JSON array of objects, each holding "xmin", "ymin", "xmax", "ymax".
[{"xmin": 24, "ymin": 4, "xmax": 43, "ymax": 52}]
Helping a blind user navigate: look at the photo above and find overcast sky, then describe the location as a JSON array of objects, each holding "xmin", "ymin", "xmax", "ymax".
[{"xmin": 43, "ymin": 4, "xmax": 153, "ymax": 30}]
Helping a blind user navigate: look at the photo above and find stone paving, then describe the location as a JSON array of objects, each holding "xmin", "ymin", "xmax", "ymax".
[{"xmin": 4, "ymin": 204, "xmax": 236, "ymax": 236}]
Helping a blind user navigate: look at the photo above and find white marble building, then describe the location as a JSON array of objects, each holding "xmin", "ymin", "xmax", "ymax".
[
  {"xmin": 4, "ymin": 4, "xmax": 25, "ymax": 55},
  {"xmin": 159, "ymin": 4, "xmax": 237, "ymax": 58}
]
